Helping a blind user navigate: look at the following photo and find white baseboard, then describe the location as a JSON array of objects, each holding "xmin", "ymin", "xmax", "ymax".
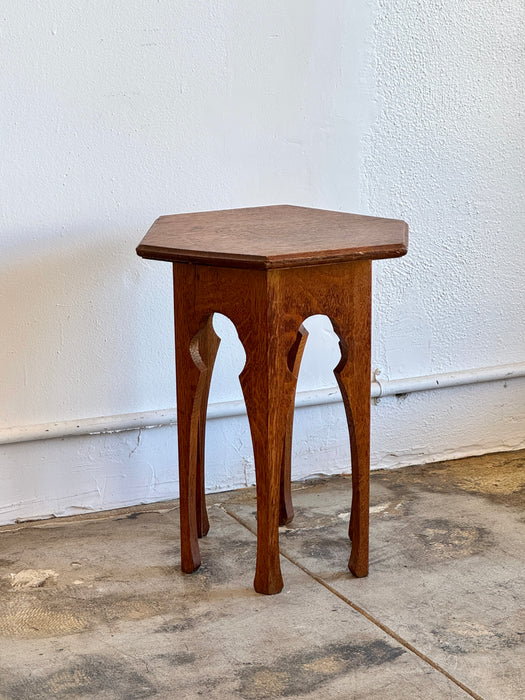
[{"xmin": 1, "ymin": 362, "xmax": 524, "ymax": 446}]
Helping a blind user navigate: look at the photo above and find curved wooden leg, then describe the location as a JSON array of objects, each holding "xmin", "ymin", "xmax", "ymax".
[
  {"xmin": 174, "ymin": 328, "xmax": 203, "ymax": 573},
  {"xmin": 237, "ymin": 315, "xmax": 298, "ymax": 595},
  {"xmin": 195, "ymin": 317, "xmax": 221, "ymax": 538},
  {"xmin": 330, "ymin": 264, "xmax": 372, "ymax": 578},
  {"xmin": 279, "ymin": 323, "xmax": 309, "ymax": 526},
  {"xmin": 173, "ymin": 263, "xmax": 217, "ymax": 574}
]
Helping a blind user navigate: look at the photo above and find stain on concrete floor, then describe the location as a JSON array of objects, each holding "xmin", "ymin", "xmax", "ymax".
[
  {"xmin": 0, "ymin": 450, "xmax": 524, "ymax": 699},
  {"xmin": 373, "ymin": 450, "xmax": 525, "ymax": 509},
  {"xmin": 5, "ymin": 655, "xmax": 157, "ymax": 700},
  {"xmin": 0, "ymin": 600, "xmax": 86, "ymax": 638},
  {"xmin": 431, "ymin": 617, "xmax": 522, "ymax": 655},
  {"xmin": 236, "ymin": 640, "xmax": 405, "ymax": 699},
  {"xmin": 416, "ymin": 518, "xmax": 493, "ymax": 560}
]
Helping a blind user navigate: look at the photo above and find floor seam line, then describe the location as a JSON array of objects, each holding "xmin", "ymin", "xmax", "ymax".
[{"xmin": 222, "ymin": 506, "xmax": 485, "ymax": 700}]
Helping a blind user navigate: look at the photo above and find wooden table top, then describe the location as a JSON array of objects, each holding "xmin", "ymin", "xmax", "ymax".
[{"xmin": 137, "ymin": 205, "xmax": 408, "ymax": 269}]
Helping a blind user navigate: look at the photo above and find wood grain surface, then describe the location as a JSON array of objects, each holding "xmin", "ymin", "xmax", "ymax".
[
  {"xmin": 173, "ymin": 260, "xmax": 372, "ymax": 594},
  {"xmin": 137, "ymin": 205, "xmax": 408, "ymax": 269},
  {"xmin": 139, "ymin": 206, "xmax": 408, "ymax": 594}
]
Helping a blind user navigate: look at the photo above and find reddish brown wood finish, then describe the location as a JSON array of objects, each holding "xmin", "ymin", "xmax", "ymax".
[
  {"xmin": 279, "ymin": 323, "xmax": 308, "ymax": 526},
  {"xmin": 137, "ymin": 206, "xmax": 408, "ymax": 595},
  {"xmin": 172, "ymin": 261, "xmax": 372, "ymax": 593},
  {"xmin": 195, "ymin": 317, "xmax": 220, "ymax": 538},
  {"xmin": 137, "ymin": 205, "xmax": 408, "ymax": 269}
]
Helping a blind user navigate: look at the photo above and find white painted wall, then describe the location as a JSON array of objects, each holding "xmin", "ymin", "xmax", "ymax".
[{"xmin": 1, "ymin": 1, "xmax": 524, "ymax": 525}]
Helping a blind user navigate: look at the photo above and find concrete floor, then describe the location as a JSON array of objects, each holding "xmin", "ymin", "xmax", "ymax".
[{"xmin": 0, "ymin": 451, "xmax": 523, "ymax": 699}]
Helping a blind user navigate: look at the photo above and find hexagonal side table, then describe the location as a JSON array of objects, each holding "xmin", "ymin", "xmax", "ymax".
[{"xmin": 137, "ymin": 205, "xmax": 408, "ymax": 594}]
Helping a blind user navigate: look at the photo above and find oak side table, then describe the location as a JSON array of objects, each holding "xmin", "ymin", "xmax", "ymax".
[{"xmin": 137, "ymin": 205, "xmax": 408, "ymax": 594}]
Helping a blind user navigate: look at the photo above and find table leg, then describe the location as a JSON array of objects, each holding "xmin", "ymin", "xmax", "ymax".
[
  {"xmin": 173, "ymin": 265, "xmax": 216, "ymax": 573},
  {"xmin": 331, "ymin": 265, "xmax": 372, "ymax": 578},
  {"xmin": 237, "ymin": 321, "xmax": 298, "ymax": 594},
  {"xmin": 174, "ymin": 328, "xmax": 202, "ymax": 573},
  {"xmin": 279, "ymin": 323, "xmax": 309, "ymax": 526},
  {"xmin": 195, "ymin": 317, "xmax": 221, "ymax": 538}
]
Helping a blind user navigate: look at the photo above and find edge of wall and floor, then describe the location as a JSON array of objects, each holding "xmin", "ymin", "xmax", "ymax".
[{"xmin": 1, "ymin": 361, "xmax": 524, "ymax": 527}]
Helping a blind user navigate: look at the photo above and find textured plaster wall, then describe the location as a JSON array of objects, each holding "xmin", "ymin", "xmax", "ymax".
[
  {"xmin": 1, "ymin": 1, "xmax": 524, "ymax": 524},
  {"xmin": 365, "ymin": 0, "xmax": 524, "ymax": 376},
  {"xmin": 362, "ymin": 0, "xmax": 525, "ymax": 467}
]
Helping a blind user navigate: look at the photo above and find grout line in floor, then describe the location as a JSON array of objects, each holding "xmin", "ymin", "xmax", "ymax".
[{"xmin": 222, "ymin": 505, "xmax": 485, "ymax": 700}]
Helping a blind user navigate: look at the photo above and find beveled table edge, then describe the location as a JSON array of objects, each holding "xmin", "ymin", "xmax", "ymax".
[
  {"xmin": 136, "ymin": 205, "xmax": 408, "ymax": 270},
  {"xmin": 136, "ymin": 239, "xmax": 408, "ymax": 269}
]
